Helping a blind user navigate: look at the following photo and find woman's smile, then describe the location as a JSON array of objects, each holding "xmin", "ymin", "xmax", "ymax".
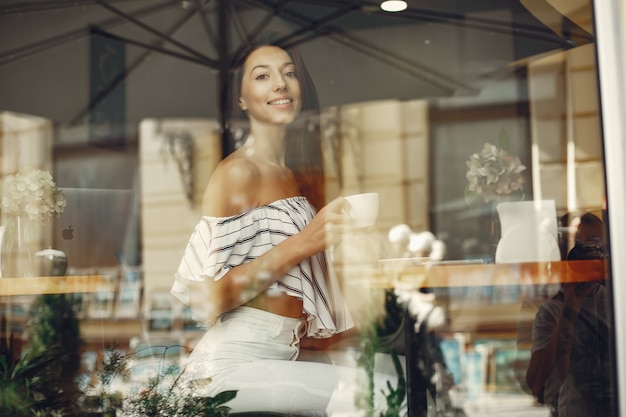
[
  {"xmin": 268, "ymin": 97, "xmax": 292, "ymax": 105},
  {"xmin": 268, "ymin": 96, "xmax": 294, "ymax": 110}
]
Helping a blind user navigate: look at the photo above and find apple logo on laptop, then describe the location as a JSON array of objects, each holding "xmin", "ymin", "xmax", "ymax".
[{"xmin": 62, "ymin": 226, "xmax": 74, "ymax": 240}]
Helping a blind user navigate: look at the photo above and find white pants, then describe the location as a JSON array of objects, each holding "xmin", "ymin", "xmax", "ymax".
[{"xmin": 183, "ymin": 306, "xmax": 403, "ymax": 414}]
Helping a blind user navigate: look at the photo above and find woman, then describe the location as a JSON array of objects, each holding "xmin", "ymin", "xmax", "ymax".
[{"xmin": 171, "ymin": 36, "xmax": 397, "ymax": 413}]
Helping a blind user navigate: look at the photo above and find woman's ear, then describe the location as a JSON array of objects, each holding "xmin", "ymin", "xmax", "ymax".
[{"xmin": 238, "ymin": 98, "xmax": 248, "ymax": 111}]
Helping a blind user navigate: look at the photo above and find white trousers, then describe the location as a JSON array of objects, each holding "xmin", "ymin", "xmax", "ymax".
[{"xmin": 183, "ymin": 306, "xmax": 403, "ymax": 414}]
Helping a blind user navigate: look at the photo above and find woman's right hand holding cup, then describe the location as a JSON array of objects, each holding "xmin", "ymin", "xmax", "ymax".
[{"xmin": 297, "ymin": 197, "xmax": 353, "ymax": 256}]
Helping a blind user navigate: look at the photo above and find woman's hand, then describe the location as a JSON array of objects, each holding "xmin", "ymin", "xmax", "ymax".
[{"xmin": 295, "ymin": 196, "xmax": 353, "ymax": 257}]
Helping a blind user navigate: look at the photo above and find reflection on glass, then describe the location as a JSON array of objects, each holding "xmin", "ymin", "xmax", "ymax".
[{"xmin": 0, "ymin": 0, "xmax": 619, "ymax": 416}]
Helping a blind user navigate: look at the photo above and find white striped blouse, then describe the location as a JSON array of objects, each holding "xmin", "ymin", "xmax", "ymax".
[{"xmin": 171, "ymin": 196, "xmax": 354, "ymax": 338}]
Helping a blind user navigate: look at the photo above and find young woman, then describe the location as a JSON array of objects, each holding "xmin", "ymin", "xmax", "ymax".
[{"xmin": 171, "ymin": 36, "xmax": 399, "ymax": 414}]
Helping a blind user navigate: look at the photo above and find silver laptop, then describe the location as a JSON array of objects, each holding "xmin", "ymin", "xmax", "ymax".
[{"xmin": 53, "ymin": 188, "xmax": 137, "ymax": 271}]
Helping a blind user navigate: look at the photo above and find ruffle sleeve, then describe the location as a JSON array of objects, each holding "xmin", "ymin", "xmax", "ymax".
[
  {"xmin": 171, "ymin": 196, "xmax": 353, "ymax": 337},
  {"xmin": 172, "ymin": 201, "xmax": 300, "ymax": 302}
]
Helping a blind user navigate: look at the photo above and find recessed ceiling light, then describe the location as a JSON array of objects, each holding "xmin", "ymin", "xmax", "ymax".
[{"xmin": 380, "ymin": 0, "xmax": 408, "ymax": 12}]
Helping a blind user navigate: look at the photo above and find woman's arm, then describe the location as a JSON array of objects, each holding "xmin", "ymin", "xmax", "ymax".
[
  {"xmin": 195, "ymin": 157, "xmax": 351, "ymax": 314},
  {"xmin": 208, "ymin": 196, "xmax": 350, "ymax": 313}
]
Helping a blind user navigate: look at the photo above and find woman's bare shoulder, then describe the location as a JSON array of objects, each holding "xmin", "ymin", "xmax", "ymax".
[
  {"xmin": 215, "ymin": 155, "xmax": 260, "ymax": 182},
  {"xmin": 202, "ymin": 156, "xmax": 261, "ymax": 217}
]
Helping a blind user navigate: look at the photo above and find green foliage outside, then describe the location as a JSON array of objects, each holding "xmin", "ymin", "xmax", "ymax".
[
  {"xmin": 85, "ymin": 345, "xmax": 237, "ymax": 417},
  {"xmin": 0, "ymin": 294, "xmax": 82, "ymax": 417}
]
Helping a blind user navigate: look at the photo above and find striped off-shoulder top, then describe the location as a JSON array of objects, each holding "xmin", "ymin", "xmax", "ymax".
[{"xmin": 171, "ymin": 196, "xmax": 353, "ymax": 338}]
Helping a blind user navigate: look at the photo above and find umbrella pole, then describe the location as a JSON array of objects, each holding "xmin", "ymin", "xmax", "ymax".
[{"xmin": 218, "ymin": 0, "xmax": 233, "ymax": 158}]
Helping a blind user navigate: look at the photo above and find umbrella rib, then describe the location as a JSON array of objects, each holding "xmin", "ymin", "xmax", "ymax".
[
  {"xmin": 227, "ymin": 0, "xmax": 258, "ymax": 54},
  {"xmin": 328, "ymin": 33, "xmax": 469, "ymax": 94},
  {"xmin": 0, "ymin": 0, "xmax": 180, "ymax": 67},
  {"xmin": 97, "ymin": 0, "xmax": 216, "ymax": 63},
  {"xmin": 245, "ymin": 0, "xmax": 289, "ymax": 42},
  {"xmin": 229, "ymin": 2, "xmax": 258, "ymax": 47},
  {"xmin": 0, "ymin": 0, "xmax": 141, "ymax": 14},
  {"xmin": 193, "ymin": 0, "xmax": 219, "ymax": 54},
  {"xmin": 89, "ymin": 26, "xmax": 217, "ymax": 67},
  {"xmin": 247, "ymin": 0, "xmax": 361, "ymax": 48},
  {"xmin": 228, "ymin": 0, "xmax": 290, "ymax": 60},
  {"xmin": 280, "ymin": 0, "xmax": 590, "ymax": 47},
  {"xmin": 251, "ymin": 1, "xmax": 471, "ymax": 93},
  {"xmin": 354, "ymin": 0, "xmax": 591, "ymax": 48},
  {"xmin": 71, "ymin": 8, "xmax": 203, "ymax": 125},
  {"xmin": 397, "ymin": 7, "xmax": 584, "ymax": 48},
  {"xmin": 385, "ymin": 0, "xmax": 591, "ymax": 46},
  {"xmin": 253, "ymin": 0, "xmax": 586, "ymax": 90}
]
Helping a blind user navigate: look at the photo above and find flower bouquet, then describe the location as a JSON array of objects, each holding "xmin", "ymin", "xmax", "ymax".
[
  {"xmin": 0, "ymin": 167, "xmax": 66, "ymax": 277},
  {"xmin": 464, "ymin": 131, "xmax": 527, "ymax": 262},
  {"xmin": 465, "ymin": 135, "xmax": 526, "ymax": 205},
  {"xmin": 1, "ymin": 167, "xmax": 66, "ymax": 224}
]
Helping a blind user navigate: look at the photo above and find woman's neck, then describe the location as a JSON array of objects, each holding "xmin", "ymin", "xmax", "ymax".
[{"xmin": 246, "ymin": 123, "xmax": 288, "ymax": 166}]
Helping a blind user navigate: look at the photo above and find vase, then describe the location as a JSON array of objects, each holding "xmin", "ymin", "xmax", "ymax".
[
  {"xmin": 35, "ymin": 248, "xmax": 68, "ymax": 276},
  {"xmin": 489, "ymin": 202, "xmax": 501, "ymax": 262},
  {"xmin": 494, "ymin": 200, "xmax": 562, "ymax": 263},
  {"xmin": 1, "ymin": 216, "xmax": 36, "ymax": 278}
]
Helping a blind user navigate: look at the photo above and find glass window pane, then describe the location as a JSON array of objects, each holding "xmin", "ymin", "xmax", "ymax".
[{"xmin": 0, "ymin": 1, "xmax": 620, "ymax": 416}]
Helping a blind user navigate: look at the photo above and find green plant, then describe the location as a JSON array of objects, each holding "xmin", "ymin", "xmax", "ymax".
[
  {"xmin": 355, "ymin": 321, "xmax": 378, "ymax": 415},
  {"xmin": 356, "ymin": 316, "xmax": 407, "ymax": 417},
  {"xmin": 0, "ymin": 317, "xmax": 70, "ymax": 417},
  {"xmin": 123, "ymin": 365, "xmax": 236, "ymax": 417},
  {"xmin": 379, "ymin": 351, "xmax": 406, "ymax": 417},
  {"xmin": 28, "ymin": 294, "xmax": 82, "ymax": 415},
  {"xmin": 0, "ymin": 330, "xmax": 34, "ymax": 416},
  {"xmin": 80, "ymin": 346, "xmax": 126, "ymax": 416},
  {"xmin": 87, "ymin": 345, "xmax": 237, "ymax": 417}
]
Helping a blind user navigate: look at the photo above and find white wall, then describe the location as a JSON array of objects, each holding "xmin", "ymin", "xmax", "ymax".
[{"xmin": 139, "ymin": 118, "xmax": 221, "ymax": 338}]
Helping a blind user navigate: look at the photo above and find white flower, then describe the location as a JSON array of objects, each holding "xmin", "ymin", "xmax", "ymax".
[
  {"xmin": 1, "ymin": 167, "xmax": 66, "ymax": 224},
  {"xmin": 465, "ymin": 142, "xmax": 526, "ymax": 203}
]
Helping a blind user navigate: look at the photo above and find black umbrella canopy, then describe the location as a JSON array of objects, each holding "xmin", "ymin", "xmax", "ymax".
[{"xmin": 0, "ymin": 0, "xmax": 592, "ymax": 129}]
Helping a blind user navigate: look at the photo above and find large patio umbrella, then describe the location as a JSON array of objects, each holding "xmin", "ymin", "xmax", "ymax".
[{"xmin": 0, "ymin": 0, "xmax": 592, "ymax": 151}]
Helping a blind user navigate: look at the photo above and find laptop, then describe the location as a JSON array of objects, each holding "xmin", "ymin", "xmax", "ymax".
[{"xmin": 52, "ymin": 188, "xmax": 138, "ymax": 271}]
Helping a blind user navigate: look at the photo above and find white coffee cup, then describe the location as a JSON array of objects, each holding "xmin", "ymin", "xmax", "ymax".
[{"xmin": 344, "ymin": 192, "xmax": 379, "ymax": 228}]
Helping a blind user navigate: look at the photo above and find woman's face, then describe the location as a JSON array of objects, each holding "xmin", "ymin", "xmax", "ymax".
[{"xmin": 238, "ymin": 45, "xmax": 302, "ymax": 126}]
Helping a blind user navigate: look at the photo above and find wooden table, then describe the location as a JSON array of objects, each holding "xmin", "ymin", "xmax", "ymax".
[
  {"xmin": 0, "ymin": 275, "xmax": 112, "ymax": 296},
  {"xmin": 360, "ymin": 259, "xmax": 607, "ymax": 289}
]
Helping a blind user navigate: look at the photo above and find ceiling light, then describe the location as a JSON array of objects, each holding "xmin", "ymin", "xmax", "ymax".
[{"xmin": 380, "ymin": 0, "xmax": 407, "ymax": 12}]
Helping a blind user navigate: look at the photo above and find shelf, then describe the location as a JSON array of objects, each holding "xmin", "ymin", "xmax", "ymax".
[{"xmin": 0, "ymin": 275, "xmax": 113, "ymax": 296}]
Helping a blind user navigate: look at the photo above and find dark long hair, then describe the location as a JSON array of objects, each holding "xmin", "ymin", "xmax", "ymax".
[{"xmin": 223, "ymin": 33, "xmax": 325, "ymax": 210}]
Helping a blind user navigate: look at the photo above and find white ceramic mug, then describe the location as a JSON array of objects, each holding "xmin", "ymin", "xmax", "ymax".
[{"xmin": 344, "ymin": 192, "xmax": 379, "ymax": 228}]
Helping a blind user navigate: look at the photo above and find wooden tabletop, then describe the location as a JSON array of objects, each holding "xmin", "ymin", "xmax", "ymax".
[
  {"xmin": 0, "ymin": 260, "xmax": 607, "ymax": 297},
  {"xmin": 346, "ymin": 259, "xmax": 608, "ymax": 289},
  {"xmin": 0, "ymin": 275, "xmax": 112, "ymax": 296}
]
